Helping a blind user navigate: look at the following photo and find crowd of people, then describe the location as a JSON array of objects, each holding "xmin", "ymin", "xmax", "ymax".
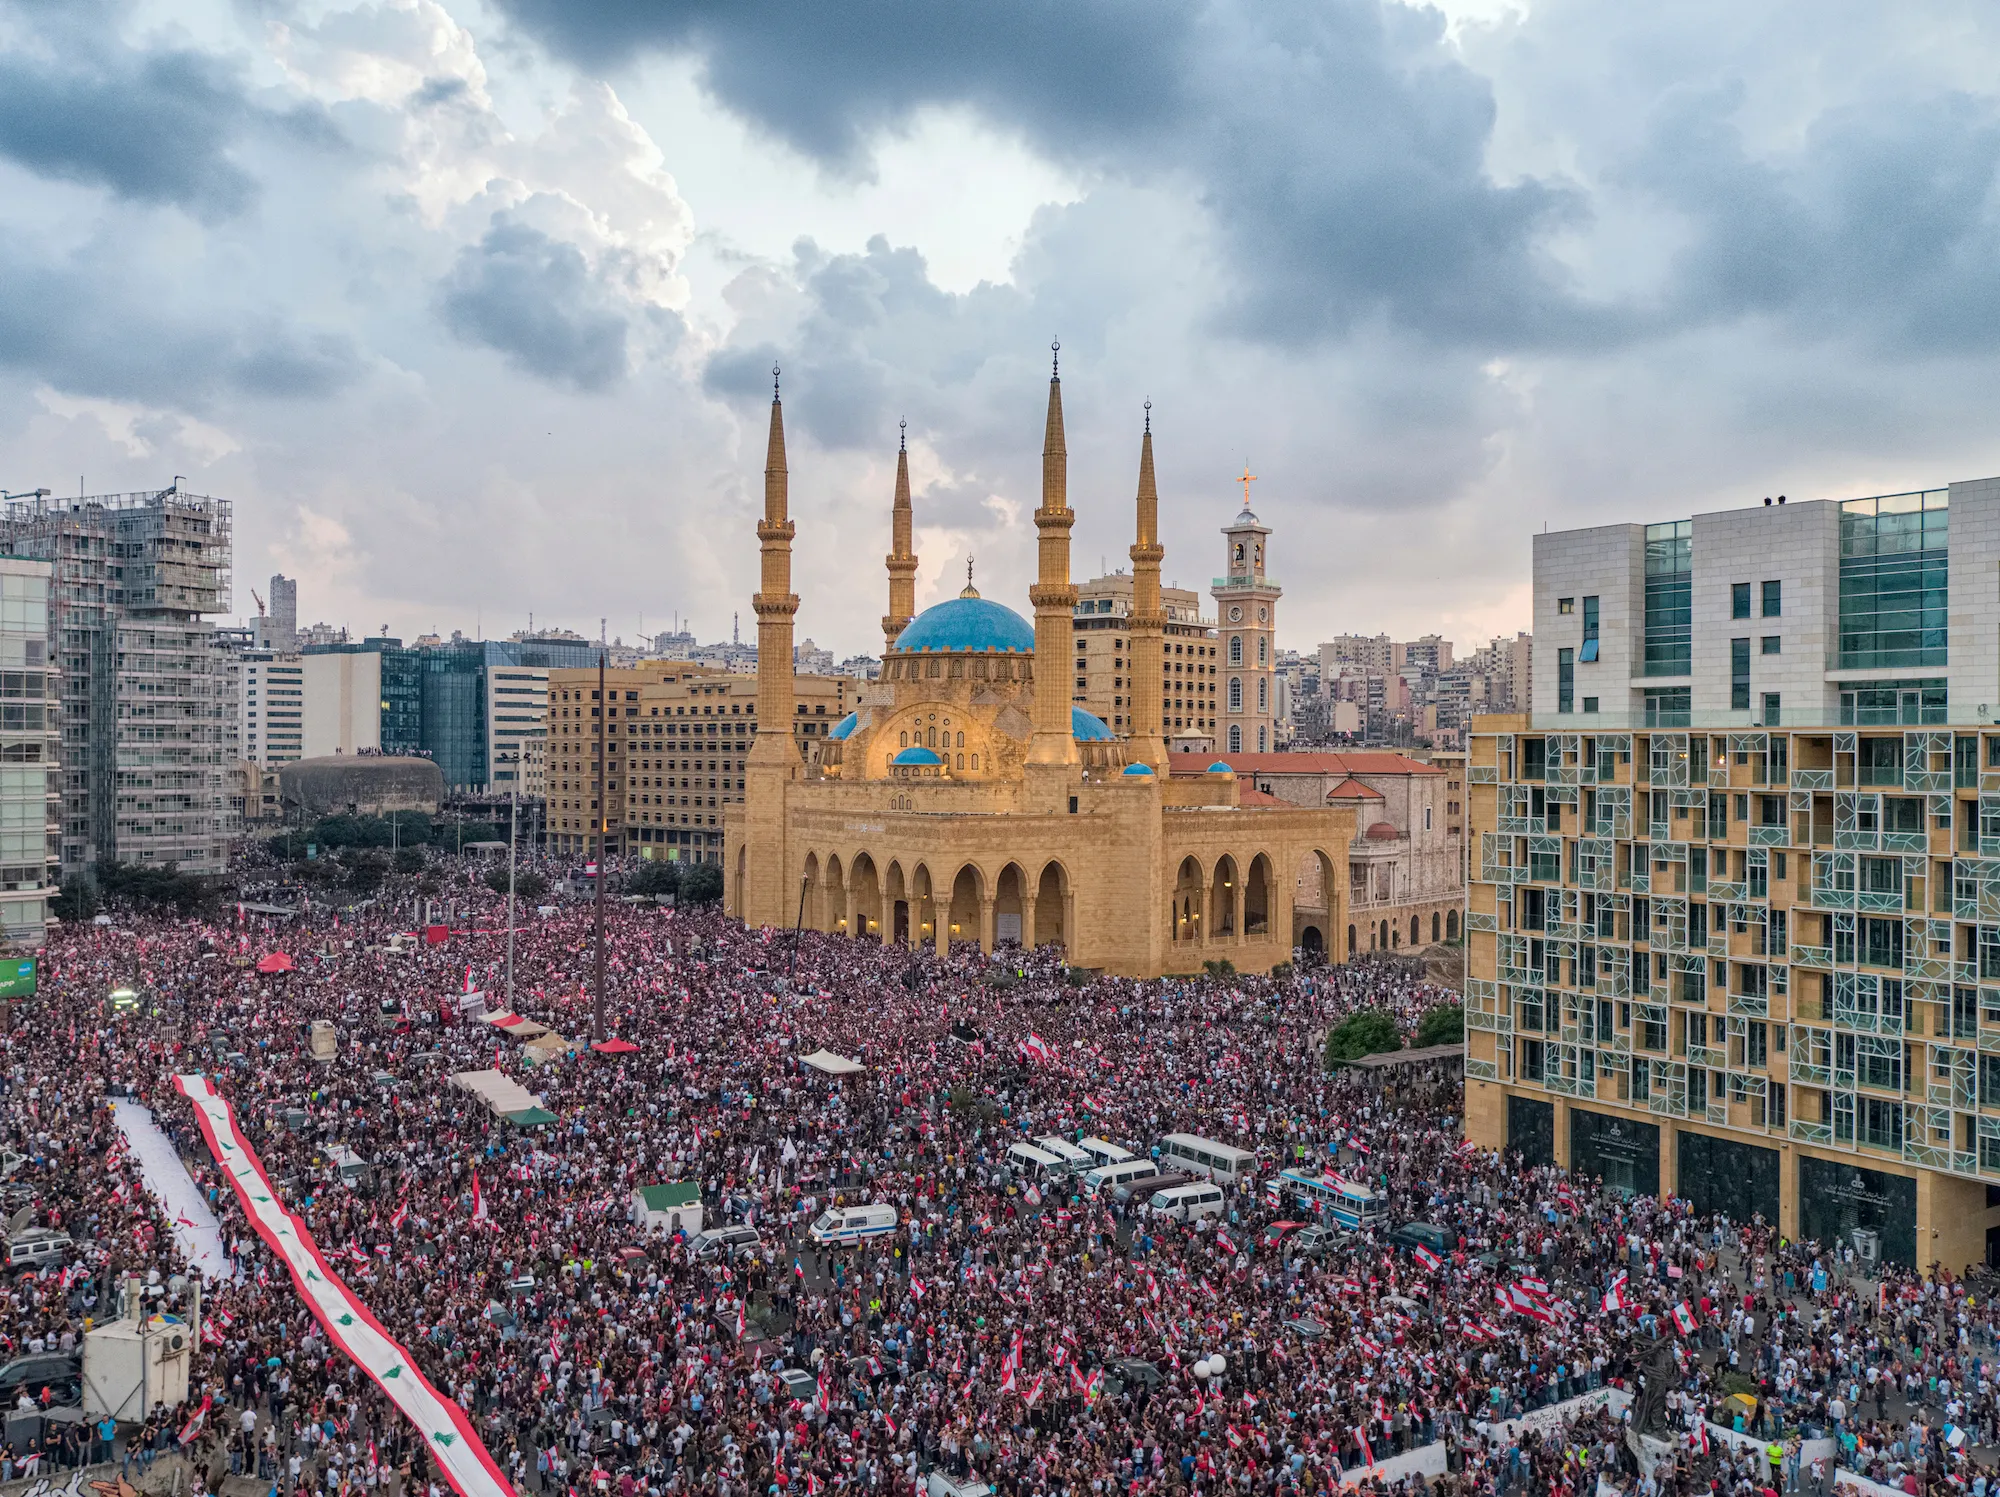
[{"xmin": 0, "ymin": 856, "xmax": 1994, "ymax": 1497}]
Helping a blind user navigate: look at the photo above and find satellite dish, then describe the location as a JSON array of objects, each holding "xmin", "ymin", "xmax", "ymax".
[
  {"xmin": 167, "ymin": 1274, "xmax": 188, "ymax": 1297},
  {"xmin": 4, "ymin": 1207, "xmax": 31, "ymax": 1236}
]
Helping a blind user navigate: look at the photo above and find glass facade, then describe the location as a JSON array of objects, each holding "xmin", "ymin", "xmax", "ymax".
[
  {"xmin": 1798, "ymin": 1156, "xmax": 1916, "ymax": 1268},
  {"xmin": 1642, "ymin": 521, "xmax": 1692, "ymax": 676},
  {"xmin": 1838, "ymin": 490, "xmax": 1948, "ymax": 670},
  {"xmin": 1507, "ymin": 1094, "xmax": 1555, "ymax": 1167},
  {"xmin": 1840, "ymin": 679, "xmax": 1946, "ymax": 726},
  {"xmin": 1570, "ymin": 1107, "xmax": 1659, "ymax": 1196},
  {"xmin": 1642, "ymin": 687, "xmax": 1690, "ymax": 727},
  {"xmin": 1678, "ymin": 1130, "xmax": 1780, "ymax": 1225}
]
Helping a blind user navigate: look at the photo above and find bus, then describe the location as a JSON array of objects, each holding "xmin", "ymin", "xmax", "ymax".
[
  {"xmin": 1157, "ymin": 1133, "xmax": 1259, "ymax": 1185},
  {"xmin": 1274, "ymin": 1168, "xmax": 1386, "ymax": 1231}
]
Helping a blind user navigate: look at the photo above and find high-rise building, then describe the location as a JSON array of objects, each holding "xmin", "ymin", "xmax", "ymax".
[
  {"xmin": 266, "ymin": 574, "xmax": 297, "ymax": 651},
  {"xmin": 240, "ymin": 650, "xmax": 306, "ymax": 765},
  {"xmin": 0, "ymin": 558, "xmax": 60, "ymax": 944},
  {"xmin": 2, "ymin": 487, "xmax": 232, "ymax": 874},
  {"xmin": 1215, "ymin": 482, "xmax": 1282, "ymax": 754},
  {"xmin": 486, "ymin": 665, "xmax": 546, "ymax": 797},
  {"xmin": 1466, "ymin": 476, "xmax": 2000, "ymax": 1273},
  {"xmin": 1070, "ymin": 571, "xmax": 1217, "ymax": 749}
]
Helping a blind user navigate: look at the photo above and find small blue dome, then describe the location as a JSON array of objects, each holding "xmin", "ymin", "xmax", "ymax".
[
  {"xmin": 891, "ymin": 746, "xmax": 944, "ymax": 766},
  {"xmin": 893, "ymin": 596, "xmax": 1035, "ymax": 654},
  {"xmin": 1071, "ymin": 707, "xmax": 1114, "ymax": 742},
  {"xmin": 1207, "ymin": 760, "xmax": 1235, "ymax": 774},
  {"xmin": 826, "ymin": 712, "xmax": 859, "ymax": 741},
  {"xmin": 1122, "ymin": 763, "xmax": 1155, "ymax": 776}
]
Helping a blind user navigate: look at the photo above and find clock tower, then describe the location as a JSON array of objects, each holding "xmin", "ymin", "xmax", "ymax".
[{"xmin": 1213, "ymin": 466, "xmax": 1281, "ymax": 754}]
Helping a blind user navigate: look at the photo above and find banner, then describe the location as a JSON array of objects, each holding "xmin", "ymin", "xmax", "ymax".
[{"xmin": 173, "ymin": 1074, "xmax": 516, "ymax": 1497}]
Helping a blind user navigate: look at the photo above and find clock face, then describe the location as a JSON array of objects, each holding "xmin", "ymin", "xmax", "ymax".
[{"xmin": 1229, "ymin": 606, "xmax": 1243, "ymax": 622}]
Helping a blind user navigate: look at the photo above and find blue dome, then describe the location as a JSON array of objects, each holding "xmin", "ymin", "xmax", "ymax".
[
  {"xmin": 893, "ymin": 596, "xmax": 1035, "ymax": 654},
  {"xmin": 1207, "ymin": 760, "xmax": 1235, "ymax": 773},
  {"xmin": 1121, "ymin": 763, "xmax": 1155, "ymax": 776},
  {"xmin": 891, "ymin": 746, "xmax": 944, "ymax": 766},
  {"xmin": 1072, "ymin": 707, "xmax": 1114, "ymax": 742},
  {"xmin": 826, "ymin": 711, "xmax": 859, "ymax": 741}
]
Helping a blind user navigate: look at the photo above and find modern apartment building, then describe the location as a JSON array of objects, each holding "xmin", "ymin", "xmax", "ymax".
[
  {"xmin": 0, "ymin": 560, "xmax": 61, "ymax": 945},
  {"xmin": 1071, "ymin": 571, "xmax": 1217, "ymax": 749},
  {"xmin": 2, "ymin": 487, "xmax": 233, "ymax": 874},
  {"xmin": 487, "ymin": 665, "xmax": 546, "ymax": 798},
  {"xmin": 242, "ymin": 650, "xmax": 305, "ymax": 764},
  {"xmin": 1466, "ymin": 475, "xmax": 2000, "ymax": 1272}
]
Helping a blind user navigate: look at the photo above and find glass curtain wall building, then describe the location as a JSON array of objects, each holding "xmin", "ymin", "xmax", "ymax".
[{"xmin": 1469, "ymin": 474, "xmax": 2000, "ymax": 1272}]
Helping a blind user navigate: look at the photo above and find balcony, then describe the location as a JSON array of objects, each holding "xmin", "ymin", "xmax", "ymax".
[{"xmin": 1212, "ymin": 575, "xmax": 1279, "ymax": 592}]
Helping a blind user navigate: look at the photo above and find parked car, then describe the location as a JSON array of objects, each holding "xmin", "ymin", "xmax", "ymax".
[
  {"xmin": 1260, "ymin": 1221, "xmax": 1308, "ymax": 1250},
  {"xmin": 0, "ymin": 1354, "xmax": 79, "ymax": 1407},
  {"xmin": 1280, "ymin": 1317, "xmax": 1329, "ymax": 1342},
  {"xmin": 691, "ymin": 1225, "xmax": 764, "ymax": 1261},
  {"xmin": 1387, "ymin": 1222, "xmax": 1452, "ymax": 1256},
  {"xmin": 4, "ymin": 1229, "xmax": 70, "ymax": 1275},
  {"xmin": 1283, "ymin": 1226, "xmax": 1338, "ymax": 1263},
  {"xmin": 1100, "ymin": 1358, "xmax": 1163, "ymax": 1398}
]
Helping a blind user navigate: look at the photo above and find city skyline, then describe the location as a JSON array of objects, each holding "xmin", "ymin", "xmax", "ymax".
[{"xmin": 6, "ymin": 0, "xmax": 2000, "ymax": 657}]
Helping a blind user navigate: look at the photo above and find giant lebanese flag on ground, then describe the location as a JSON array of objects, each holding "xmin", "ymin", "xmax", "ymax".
[{"xmin": 174, "ymin": 1074, "xmax": 516, "ymax": 1497}]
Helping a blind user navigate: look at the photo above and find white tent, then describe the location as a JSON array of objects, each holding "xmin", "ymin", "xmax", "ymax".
[
  {"xmin": 800, "ymin": 1049, "xmax": 864, "ymax": 1076},
  {"xmin": 448, "ymin": 1069, "xmax": 544, "ymax": 1117}
]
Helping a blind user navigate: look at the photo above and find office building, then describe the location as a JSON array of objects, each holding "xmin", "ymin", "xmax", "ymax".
[
  {"xmin": 487, "ymin": 664, "xmax": 546, "ymax": 798},
  {"xmin": 240, "ymin": 650, "xmax": 306, "ymax": 765},
  {"xmin": 1467, "ymin": 476, "xmax": 2000, "ymax": 1272},
  {"xmin": 1071, "ymin": 571, "xmax": 1217, "ymax": 750},
  {"xmin": 301, "ymin": 650, "xmax": 382, "ymax": 758},
  {"xmin": 260, "ymin": 574, "xmax": 297, "ymax": 651},
  {"xmin": 0, "ymin": 559, "xmax": 60, "ymax": 945},
  {"xmin": 2, "ymin": 487, "xmax": 232, "ymax": 874}
]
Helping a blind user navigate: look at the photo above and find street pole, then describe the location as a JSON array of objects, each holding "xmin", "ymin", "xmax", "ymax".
[
  {"xmin": 505, "ymin": 786, "xmax": 517, "ymax": 1014},
  {"xmin": 594, "ymin": 651, "xmax": 606, "ymax": 1043}
]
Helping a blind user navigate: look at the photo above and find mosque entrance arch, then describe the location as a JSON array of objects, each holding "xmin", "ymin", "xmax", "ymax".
[
  {"xmin": 1034, "ymin": 862, "xmax": 1068, "ymax": 949},
  {"xmin": 1300, "ymin": 925, "xmax": 1325, "ymax": 961},
  {"xmin": 995, "ymin": 863, "xmax": 1028, "ymax": 946},
  {"xmin": 1173, "ymin": 857, "xmax": 1203, "ymax": 943}
]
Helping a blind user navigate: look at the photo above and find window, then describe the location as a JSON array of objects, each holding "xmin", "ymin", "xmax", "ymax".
[
  {"xmin": 1258, "ymin": 638, "xmax": 1267, "ymax": 665},
  {"xmin": 1731, "ymin": 638, "xmax": 1751, "ymax": 711},
  {"xmin": 1732, "ymin": 582, "xmax": 1752, "ymax": 619},
  {"xmin": 1839, "ymin": 490, "xmax": 1948, "ymax": 669},
  {"xmin": 1229, "ymin": 637, "xmax": 1242, "ymax": 665},
  {"xmin": 1581, "ymin": 596, "xmax": 1599, "ymax": 662},
  {"xmin": 1643, "ymin": 687, "xmax": 1690, "ymax": 727},
  {"xmin": 1228, "ymin": 677, "xmax": 1242, "ymax": 712},
  {"xmin": 1643, "ymin": 521, "xmax": 1692, "ymax": 675},
  {"xmin": 1761, "ymin": 580, "xmax": 1782, "ymax": 617},
  {"xmin": 1257, "ymin": 678, "xmax": 1267, "ymax": 712},
  {"xmin": 1762, "ymin": 692, "xmax": 1781, "ymax": 726},
  {"xmin": 1258, "ymin": 725, "xmax": 1268, "ymax": 752},
  {"xmin": 1557, "ymin": 598, "xmax": 1574, "ymax": 615},
  {"xmin": 1557, "ymin": 648, "xmax": 1575, "ymax": 713},
  {"xmin": 1760, "ymin": 636, "xmax": 1781, "ymax": 656},
  {"xmin": 1424, "ymin": 806, "xmax": 1433, "ymax": 830},
  {"xmin": 1583, "ymin": 696, "xmax": 1599, "ymax": 714},
  {"xmin": 1228, "ymin": 724, "xmax": 1241, "ymax": 752}
]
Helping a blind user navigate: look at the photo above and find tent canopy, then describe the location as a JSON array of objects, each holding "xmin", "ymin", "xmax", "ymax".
[
  {"xmin": 503, "ymin": 1107, "xmax": 558, "ymax": 1127},
  {"xmin": 800, "ymin": 1049, "xmax": 864, "ymax": 1076},
  {"xmin": 449, "ymin": 1069, "xmax": 543, "ymax": 1117},
  {"xmin": 592, "ymin": 1038, "xmax": 639, "ymax": 1054},
  {"xmin": 256, "ymin": 953, "xmax": 296, "ymax": 974}
]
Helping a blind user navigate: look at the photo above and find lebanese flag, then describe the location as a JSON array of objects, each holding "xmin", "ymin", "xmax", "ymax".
[
  {"xmin": 735, "ymin": 1299, "xmax": 747, "ymax": 1341},
  {"xmin": 1353, "ymin": 1427, "xmax": 1376, "ymax": 1469},
  {"xmin": 201, "ymin": 1320, "xmax": 224, "ymax": 1347},
  {"xmin": 470, "ymin": 1169, "xmax": 488, "ymax": 1224},
  {"xmin": 1603, "ymin": 1272, "xmax": 1632, "ymax": 1313},
  {"xmin": 1024, "ymin": 1374, "xmax": 1045, "ymax": 1407},
  {"xmin": 179, "ymin": 1396, "xmax": 213, "ymax": 1445},
  {"xmin": 1346, "ymin": 1136, "xmax": 1371, "ymax": 1156},
  {"xmin": 1671, "ymin": 1301, "xmax": 1698, "ymax": 1335},
  {"xmin": 1412, "ymin": 1245, "xmax": 1443, "ymax": 1273},
  {"xmin": 908, "ymin": 1278, "xmax": 927, "ymax": 1300},
  {"xmin": 1020, "ymin": 1033, "xmax": 1055, "ymax": 1065},
  {"xmin": 390, "ymin": 1197, "xmax": 410, "ymax": 1232},
  {"xmin": 1692, "ymin": 1421, "xmax": 1710, "ymax": 1456}
]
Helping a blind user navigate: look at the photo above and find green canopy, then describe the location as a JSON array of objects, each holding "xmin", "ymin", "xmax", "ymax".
[{"xmin": 503, "ymin": 1106, "xmax": 559, "ymax": 1127}]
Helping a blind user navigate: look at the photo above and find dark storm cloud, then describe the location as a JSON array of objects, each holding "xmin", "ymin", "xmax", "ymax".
[
  {"xmin": 436, "ymin": 220, "xmax": 635, "ymax": 391},
  {"xmin": 0, "ymin": 238, "xmax": 363, "ymax": 405},
  {"xmin": 489, "ymin": 0, "xmax": 1596, "ymax": 350}
]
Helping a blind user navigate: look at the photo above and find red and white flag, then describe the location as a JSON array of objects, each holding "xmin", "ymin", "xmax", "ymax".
[
  {"xmin": 1671, "ymin": 1301, "xmax": 1698, "ymax": 1336},
  {"xmin": 1412, "ymin": 1245, "xmax": 1443, "ymax": 1273},
  {"xmin": 470, "ymin": 1169, "xmax": 488, "ymax": 1224},
  {"xmin": 179, "ymin": 1396, "xmax": 213, "ymax": 1445},
  {"xmin": 1603, "ymin": 1272, "xmax": 1632, "ymax": 1313}
]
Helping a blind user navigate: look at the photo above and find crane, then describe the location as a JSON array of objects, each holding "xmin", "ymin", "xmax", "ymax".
[{"xmin": 251, "ymin": 589, "xmax": 266, "ymax": 617}]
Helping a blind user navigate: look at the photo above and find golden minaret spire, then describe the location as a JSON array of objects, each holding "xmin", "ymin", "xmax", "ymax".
[
  {"xmin": 748, "ymin": 364, "xmax": 798, "ymax": 773},
  {"xmin": 882, "ymin": 418, "xmax": 918, "ymax": 655},
  {"xmin": 1027, "ymin": 339, "xmax": 1079, "ymax": 767},
  {"xmin": 1126, "ymin": 400, "xmax": 1168, "ymax": 772}
]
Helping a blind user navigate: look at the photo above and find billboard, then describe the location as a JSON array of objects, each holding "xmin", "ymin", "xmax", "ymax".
[{"xmin": 0, "ymin": 958, "xmax": 36, "ymax": 998}]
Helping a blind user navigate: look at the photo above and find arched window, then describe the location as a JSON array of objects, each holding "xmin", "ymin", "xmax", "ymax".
[
  {"xmin": 1234, "ymin": 542, "xmax": 1245, "ymax": 564},
  {"xmin": 1347, "ymin": 924, "xmax": 1357, "ymax": 954},
  {"xmin": 971, "ymin": 754, "xmax": 979, "ymax": 770},
  {"xmin": 1228, "ymin": 724, "xmax": 1242, "ymax": 752},
  {"xmin": 1257, "ymin": 678, "xmax": 1267, "ymax": 712},
  {"xmin": 899, "ymin": 732, "xmax": 908, "ymax": 747},
  {"xmin": 1229, "ymin": 636, "xmax": 1242, "ymax": 665},
  {"xmin": 1431, "ymin": 912, "xmax": 1441, "ymax": 943},
  {"xmin": 1410, "ymin": 916, "xmax": 1421, "ymax": 946},
  {"xmin": 1257, "ymin": 725, "xmax": 1268, "ymax": 752},
  {"xmin": 1257, "ymin": 637, "xmax": 1267, "ymax": 665},
  {"xmin": 956, "ymin": 731, "xmax": 965, "ymax": 748},
  {"xmin": 956, "ymin": 754, "xmax": 965, "ymax": 770},
  {"xmin": 1229, "ymin": 678, "xmax": 1242, "ymax": 712}
]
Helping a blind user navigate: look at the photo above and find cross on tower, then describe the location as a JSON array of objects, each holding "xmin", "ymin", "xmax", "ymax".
[{"xmin": 1239, "ymin": 463, "xmax": 1257, "ymax": 508}]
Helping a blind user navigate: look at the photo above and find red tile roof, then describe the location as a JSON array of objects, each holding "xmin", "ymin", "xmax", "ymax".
[
  {"xmin": 1237, "ymin": 786, "xmax": 1285, "ymax": 806},
  {"xmin": 1168, "ymin": 752, "xmax": 1444, "ymax": 777},
  {"xmin": 1323, "ymin": 777, "xmax": 1385, "ymax": 801}
]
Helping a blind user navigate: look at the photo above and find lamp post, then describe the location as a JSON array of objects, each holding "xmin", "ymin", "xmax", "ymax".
[
  {"xmin": 593, "ymin": 650, "xmax": 606, "ymax": 1043},
  {"xmin": 505, "ymin": 786, "xmax": 517, "ymax": 1013}
]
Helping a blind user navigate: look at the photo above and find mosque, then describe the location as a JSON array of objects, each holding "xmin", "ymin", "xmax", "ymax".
[{"xmin": 724, "ymin": 353, "xmax": 1356, "ymax": 976}]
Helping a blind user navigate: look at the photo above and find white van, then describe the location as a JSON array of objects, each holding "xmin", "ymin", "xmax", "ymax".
[
  {"xmin": 1034, "ymin": 1137, "xmax": 1093, "ymax": 1175},
  {"xmin": 1157, "ymin": 1133, "xmax": 1258, "ymax": 1185},
  {"xmin": 1078, "ymin": 1137, "xmax": 1134, "ymax": 1170},
  {"xmin": 1005, "ymin": 1142, "xmax": 1065, "ymax": 1183},
  {"xmin": 1081, "ymin": 1159, "xmax": 1157, "ymax": 1198},
  {"xmin": 1150, "ymin": 1181, "xmax": 1227, "ymax": 1222},
  {"xmin": 4, "ymin": 1229, "xmax": 70, "ymax": 1274},
  {"xmin": 807, "ymin": 1202, "xmax": 898, "ymax": 1246}
]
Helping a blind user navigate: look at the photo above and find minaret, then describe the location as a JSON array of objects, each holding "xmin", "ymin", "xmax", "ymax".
[
  {"xmin": 1027, "ymin": 341, "xmax": 1079, "ymax": 768},
  {"xmin": 740, "ymin": 365, "xmax": 799, "ymax": 927},
  {"xmin": 882, "ymin": 419, "xmax": 918, "ymax": 655},
  {"xmin": 1126, "ymin": 401, "xmax": 1169, "ymax": 772}
]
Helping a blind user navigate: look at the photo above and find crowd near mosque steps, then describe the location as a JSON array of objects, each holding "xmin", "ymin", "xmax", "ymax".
[{"xmin": 2, "ymin": 853, "xmax": 1995, "ymax": 1497}]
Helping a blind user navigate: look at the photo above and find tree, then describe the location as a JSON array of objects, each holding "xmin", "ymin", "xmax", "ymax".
[
  {"xmin": 345, "ymin": 851, "xmax": 389, "ymax": 895},
  {"xmin": 1324, "ymin": 1007, "xmax": 1402, "ymax": 1064},
  {"xmin": 394, "ymin": 845, "xmax": 425, "ymax": 875},
  {"xmin": 680, "ymin": 863, "xmax": 724, "ymax": 904},
  {"xmin": 484, "ymin": 866, "xmax": 548, "ymax": 901},
  {"xmin": 1414, "ymin": 1003, "xmax": 1464, "ymax": 1048},
  {"xmin": 626, "ymin": 861, "xmax": 681, "ymax": 899},
  {"xmin": 51, "ymin": 877, "xmax": 99, "ymax": 923}
]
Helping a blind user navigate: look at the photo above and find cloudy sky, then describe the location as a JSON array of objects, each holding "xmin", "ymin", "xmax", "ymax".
[{"xmin": 4, "ymin": 0, "xmax": 1999, "ymax": 659}]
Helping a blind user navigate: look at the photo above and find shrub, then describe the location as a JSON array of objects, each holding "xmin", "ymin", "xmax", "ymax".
[
  {"xmin": 680, "ymin": 863, "xmax": 724, "ymax": 904},
  {"xmin": 1203, "ymin": 958, "xmax": 1237, "ymax": 978},
  {"xmin": 1269, "ymin": 961, "xmax": 1293, "ymax": 980},
  {"xmin": 1324, "ymin": 1007, "xmax": 1402, "ymax": 1064}
]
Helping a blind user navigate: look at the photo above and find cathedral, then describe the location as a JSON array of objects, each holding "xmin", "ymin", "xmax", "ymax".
[{"xmin": 724, "ymin": 354, "xmax": 1355, "ymax": 976}]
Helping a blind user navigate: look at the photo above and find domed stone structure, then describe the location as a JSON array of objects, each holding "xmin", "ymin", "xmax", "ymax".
[{"xmin": 725, "ymin": 355, "xmax": 1357, "ymax": 976}]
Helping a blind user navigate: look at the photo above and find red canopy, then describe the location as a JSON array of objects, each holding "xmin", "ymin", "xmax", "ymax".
[
  {"xmin": 591, "ymin": 1038, "xmax": 639, "ymax": 1054},
  {"xmin": 256, "ymin": 952, "xmax": 296, "ymax": 974}
]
